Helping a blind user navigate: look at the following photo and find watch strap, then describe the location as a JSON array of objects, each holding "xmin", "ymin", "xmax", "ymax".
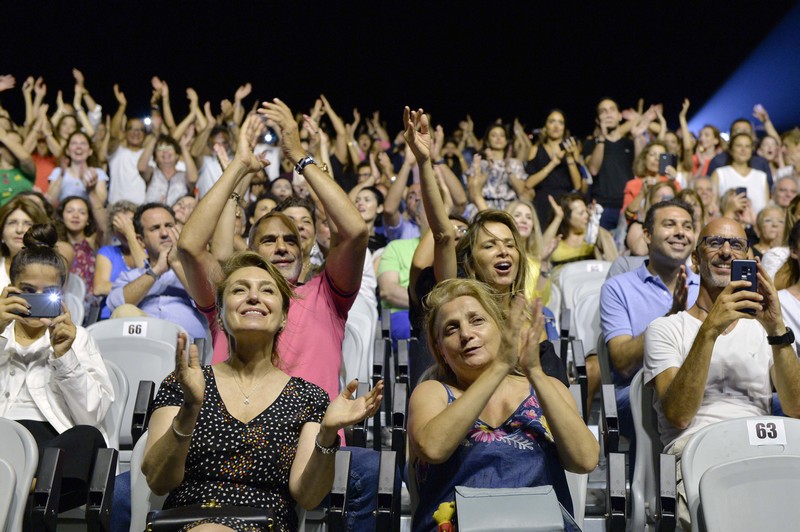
[{"xmin": 767, "ymin": 327, "xmax": 795, "ymax": 346}]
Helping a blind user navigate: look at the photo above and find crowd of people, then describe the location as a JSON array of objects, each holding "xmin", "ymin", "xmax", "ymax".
[{"xmin": 1, "ymin": 69, "xmax": 799, "ymax": 531}]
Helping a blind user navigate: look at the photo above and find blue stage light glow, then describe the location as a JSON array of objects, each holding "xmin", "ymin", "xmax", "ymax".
[{"xmin": 688, "ymin": 3, "xmax": 800, "ymax": 134}]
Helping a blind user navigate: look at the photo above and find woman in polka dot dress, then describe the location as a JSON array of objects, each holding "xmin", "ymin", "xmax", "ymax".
[{"xmin": 142, "ymin": 252, "xmax": 383, "ymax": 532}]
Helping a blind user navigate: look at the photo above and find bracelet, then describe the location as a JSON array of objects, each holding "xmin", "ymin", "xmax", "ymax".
[
  {"xmin": 294, "ymin": 155, "xmax": 316, "ymax": 175},
  {"xmin": 171, "ymin": 417, "xmax": 193, "ymax": 439},
  {"xmin": 230, "ymin": 192, "xmax": 241, "ymax": 203},
  {"xmin": 314, "ymin": 433, "xmax": 341, "ymax": 455},
  {"xmin": 595, "ymin": 138, "xmax": 605, "ymax": 144}
]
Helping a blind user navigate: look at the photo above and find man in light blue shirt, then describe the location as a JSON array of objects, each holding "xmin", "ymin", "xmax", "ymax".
[
  {"xmin": 107, "ymin": 202, "xmax": 206, "ymax": 340},
  {"xmin": 600, "ymin": 199, "xmax": 700, "ymax": 438}
]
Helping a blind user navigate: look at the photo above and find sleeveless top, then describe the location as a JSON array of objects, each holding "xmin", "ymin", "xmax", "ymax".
[
  {"xmin": 412, "ymin": 382, "xmax": 573, "ymax": 532},
  {"xmin": 525, "ymin": 145, "xmax": 575, "ymax": 226}
]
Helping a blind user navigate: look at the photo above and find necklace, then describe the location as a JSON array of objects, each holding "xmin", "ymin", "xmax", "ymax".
[{"xmin": 229, "ymin": 366, "xmax": 271, "ymax": 405}]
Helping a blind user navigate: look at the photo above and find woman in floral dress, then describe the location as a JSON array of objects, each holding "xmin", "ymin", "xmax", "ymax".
[{"xmin": 408, "ymin": 279, "xmax": 598, "ymax": 531}]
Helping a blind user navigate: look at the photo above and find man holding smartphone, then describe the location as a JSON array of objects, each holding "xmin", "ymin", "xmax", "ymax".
[{"xmin": 644, "ymin": 217, "xmax": 800, "ymax": 528}]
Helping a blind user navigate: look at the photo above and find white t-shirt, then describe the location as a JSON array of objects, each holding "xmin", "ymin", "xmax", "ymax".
[
  {"xmin": 145, "ymin": 168, "xmax": 190, "ymax": 207},
  {"xmin": 196, "ymin": 155, "xmax": 224, "ymax": 198},
  {"xmin": 715, "ymin": 165, "xmax": 769, "ymax": 215},
  {"xmin": 644, "ymin": 311, "xmax": 773, "ymax": 451},
  {"xmin": 108, "ymin": 146, "xmax": 146, "ymax": 205},
  {"xmin": 48, "ymin": 167, "xmax": 109, "ymax": 202},
  {"xmin": 778, "ymin": 289, "xmax": 800, "ymax": 351}
]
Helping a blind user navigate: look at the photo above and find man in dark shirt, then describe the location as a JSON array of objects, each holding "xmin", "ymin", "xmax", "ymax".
[{"xmin": 584, "ymin": 98, "xmax": 635, "ymax": 231}]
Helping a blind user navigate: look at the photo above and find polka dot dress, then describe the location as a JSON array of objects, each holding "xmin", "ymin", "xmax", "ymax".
[{"xmin": 152, "ymin": 366, "xmax": 329, "ymax": 532}]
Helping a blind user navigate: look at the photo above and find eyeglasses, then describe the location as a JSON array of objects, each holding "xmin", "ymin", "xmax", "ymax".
[
  {"xmin": 698, "ymin": 235, "xmax": 749, "ymax": 252},
  {"xmin": 127, "ymin": 127, "xmax": 146, "ymax": 133}
]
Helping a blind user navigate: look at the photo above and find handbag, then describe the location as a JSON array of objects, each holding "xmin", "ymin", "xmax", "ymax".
[
  {"xmin": 454, "ymin": 485, "xmax": 570, "ymax": 531},
  {"xmin": 146, "ymin": 501, "xmax": 275, "ymax": 532}
]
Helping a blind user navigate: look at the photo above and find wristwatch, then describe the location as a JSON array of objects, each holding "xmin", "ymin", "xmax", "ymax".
[
  {"xmin": 144, "ymin": 263, "xmax": 160, "ymax": 281},
  {"xmin": 767, "ymin": 327, "xmax": 795, "ymax": 346},
  {"xmin": 294, "ymin": 155, "xmax": 316, "ymax": 175}
]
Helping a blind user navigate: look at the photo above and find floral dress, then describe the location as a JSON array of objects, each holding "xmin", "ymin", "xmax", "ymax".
[
  {"xmin": 412, "ymin": 382, "xmax": 572, "ymax": 532},
  {"xmin": 464, "ymin": 157, "xmax": 527, "ymax": 210},
  {"xmin": 152, "ymin": 366, "xmax": 329, "ymax": 532}
]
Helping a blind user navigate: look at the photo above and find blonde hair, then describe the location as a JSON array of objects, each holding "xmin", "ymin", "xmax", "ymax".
[
  {"xmin": 424, "ymin": 279, "xmax": 506, "ymax": 384},
  {"xmin": 505, "ymin": 199, "xmax": 544, "ymax": 259}
]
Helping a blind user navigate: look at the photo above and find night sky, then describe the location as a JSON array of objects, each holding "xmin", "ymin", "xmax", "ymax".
[{"xmin": 4, "ymin": 1, "xmax": 797, "ymax": 137}]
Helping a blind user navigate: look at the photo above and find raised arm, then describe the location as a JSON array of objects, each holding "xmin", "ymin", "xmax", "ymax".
[
  {"xmin": 405, "ymin": 107, "xmax": 457, "ymax": 282},
  {"xmin": 137, "ymin": 135, "xmax": 157, "ymax": 183},
  {"xmin": 0, "ymin": 127, "xmax": 35, "ymax": 177},
  {"xmin": 320, "ymin": 94, "xmax": 348, "ymax": 164},
  {"xmin": 382, "ymin": 146, "xmax": 414, "ymax": 229},
  {"xmin": 261, "ymin": 98, "xmax": 368, "ymax": 294},
  {"xmin": 177, "ymin": 116, "xmax": 264, "ymax": 308}
]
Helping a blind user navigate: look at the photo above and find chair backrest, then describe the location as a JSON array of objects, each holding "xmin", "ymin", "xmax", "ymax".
[
  {"xmin": 102, "ymin": 360, "xmax": 130, "ymax": 452},
  {"xmin": 629, "ymin": 369, "xmax": 663, "ymax": 531},
  {"xmin": 681, "ymin": 416, "xmax": 800, "ymax": 528},
  {"xmin": 0, "ymin": 418, "xmax": 38, "ymax": 532},
  {"xmin": 341, "ymin": 294, "xmax": 377, "ymax": 384},
  {"xmin": 64, "ymin": 292, "xmax": 85, "ymax": 327},
  {"xmin": 0, "ymin": 459, "xmax": 14, "ymax": 532},
  {"xmin": 553, "ymin": 260, "xmax": 611, "ymax": 319},
  {"xmin": 88, "ymin": 317, "xmax": 182, "ymax": 447},
  {"xmin": 64, "ymin": 273, "xmax": 86, "ymax": 302},
  {"xmin": 699, "ymin": 454, "xmax": 800, "ymax": 531},
  {"xmin": 572, "ymin": 291, "xmax": 601, "ymax": 354},
  {"xmin": 128, "ymin": 432, "xmax": 167, "ymax": 532}
]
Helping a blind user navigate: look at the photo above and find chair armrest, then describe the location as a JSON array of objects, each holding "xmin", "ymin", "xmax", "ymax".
[
  {"xmin": 348, "ymin": 382, "xmax": 371, "ymax": 448},
  {"xmin": 132, "ymin": 380, "xmax": 156, "ymax": 447},
  {"xmin": 372, "ymin": 338, "xmax": 390, "ymax": 450},
  {"xmin": 326, "ymin": 450, "xmax": 351, "ymax": 532},
  {"xmin": 571, "ymin": 339, "xmax": 588, "ymax": 422},
  {"xmin": 607, "ymin": 451, "xmax": 627, "ymax": 532},
  {"xmin": 376, "ymin": 450, "xmax": 400, "ymax": 532},
  {"xmin": 559, "ymin": 308, "xmax": 572, "ymax": 367},
  {"xmin": 379, "ymin": 308, "xmax": 391, "ymax": 339},
  {"xmin": 391, "ymin": 382, "xmax": 408, "ymax": 474},
  {"xmin": 395, "ymin": 339, "xmax": 410, "ymax": 384},
  {"xmin": 31, "ymin": 447, "xmax": 64, "ymax": 532},
  {"xmin": 600, "ymin": 384, "xmax": 619, "ymax": 454},
  {"xmin": 659, "ymin": 453, "xmax": 677, "ymax": 531},
  {"xmin": 86, "ymin": 448, "xmax": 119, "ymax": 532}
]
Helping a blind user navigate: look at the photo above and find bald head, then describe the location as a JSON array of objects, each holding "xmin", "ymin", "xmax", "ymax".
[{"xmin": 698, "ymin": 217, "xmax": 746, "ymax": 242}]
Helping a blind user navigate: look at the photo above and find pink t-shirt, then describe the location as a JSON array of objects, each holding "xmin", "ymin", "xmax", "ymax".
[{"xmin": 202, "ymin": 270, "xmax": 356, "ymax": 401}]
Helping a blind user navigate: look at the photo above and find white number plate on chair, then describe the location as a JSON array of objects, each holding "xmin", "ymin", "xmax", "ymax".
[
  {"xmin": 122, "ymin": 321, "xmax": 148, "ymax": 337},
  {"xmin": 747, "ymin": 419, "xmax": 787, "ymax": 446}
]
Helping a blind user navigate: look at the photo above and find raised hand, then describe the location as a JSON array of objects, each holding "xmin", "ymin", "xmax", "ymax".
[
  {"xmin": 234, "ymin": 82, "xmax": 252, "ymax": 102},
  {"xmin": 0, "ymin": 74, "xmax": 16, "ymax": 93},
  {"xmin": 34, "ymin": 77, "xmax": 46, "ymax": 98},
  {"xmin": 679, "ymin": 98, "xmax": 690, "ymax": 120},
  {"xmin": 517, "ymin": 298, "xmax": 547, "ymax": 375},
  {"xmin": 259, "ymin": 98, "xmax": 305, "ymax": 162},
  {"xmin": 186, "ymin": 88, "xmax": 199, "ymax": 106},
  {"xmin": 402, "ymin": 106, "xmax": 432, "ymax": 164},
  {"xmin": 151, "ymin": 76, "xmax": 163, "ymax": 92},
  {"xmin": 113, "ymin": 84, "xmax": 126, "ymax": 106},
  {"xmin": 669, "ymin": 265, "xmax": 689, "ymax": 315},
  {"xmin": 321, "ymin": 379, "xmax": 384, "ymax": 432},
  {"xmin": 547, "ymin": 194, "xmax": 564, "ymax": 219},
  {"xmin": 82, "ymin": 168, "xmax": 99, "ymax": 190},
  {"xmin": 22, "ymin": 76, "xmax": 34, "ymax": 95},
  {"xmin": 497, "ymin": 293, "xmax": 527, "ymax": 372},
  {"xmin": 41, "ymin": 302, "xmax": 76, "ymax": 358},
  {"xmin": 56, "ymin": 90, "xmax": 65, "ymax": 111},
  {"xmin": 175, "ymin": 333, "xmax": 205, "ymax": 407},
  {"xmin": 231, "ymin": 114, "xmax": 267, "ymax": 172},
  {"xmin": 0, "ymin": 286, "xmax": 30, "ymax": 331},
  {"xmin": 752, "ymin": 104, "xmax": 769, "ymax": 124},
  {"xmin": 72, "ymin": 68, "xmax": 85, "ymax": 89}
]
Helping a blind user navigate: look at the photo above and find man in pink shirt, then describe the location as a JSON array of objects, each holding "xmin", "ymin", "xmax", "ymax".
[{"xmin": 177, "ymin": 102, "xmax": 368, "ymax": 401}]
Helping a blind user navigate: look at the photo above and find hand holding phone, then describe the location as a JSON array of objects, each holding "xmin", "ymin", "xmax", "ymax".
[
  {"xmin": 658, "ymin": 153, "xmax": 678, "ymax": 176},
  {"xmin": 15, "ymin": 292, "xmax": 62, "ymax": 318},
  {"xmin": 731, "ymin": 259, "xmax": 758, "ymax": 315}
]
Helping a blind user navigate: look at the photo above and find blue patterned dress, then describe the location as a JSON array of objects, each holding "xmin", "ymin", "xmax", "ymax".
[{"xmin": 412, "ymin": 382, "xmax": 573, "ymax": 532}]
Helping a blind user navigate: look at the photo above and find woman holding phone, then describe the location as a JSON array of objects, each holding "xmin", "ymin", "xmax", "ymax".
[
  {"xmin": 0, "ymin": 222, "xmax": 112, "ymax": 512},
  {"xmin": 711, "ymin": 133, "xmax": 770, "ymax": 215}
]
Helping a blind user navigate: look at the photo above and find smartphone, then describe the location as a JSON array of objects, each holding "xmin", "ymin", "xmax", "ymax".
[
  {"xmin": 658, "ymin": 153, "xmax": 678, "ymax": 175},
  {"xmin": 735, "ymin": 186, "xmax": 748, "ymax": 197},
  {"xmin": 731, "ymin": 259, "xmax": 758, "ymax": 315},
  {"xmin": 13, "ymin": 293, "xmax": 62, "ymax": 318}
]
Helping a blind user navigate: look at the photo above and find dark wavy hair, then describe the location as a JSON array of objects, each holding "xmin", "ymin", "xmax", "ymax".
[{"xmin": 57, "ymin": 196, "xmax": 98, "ymax": 238}]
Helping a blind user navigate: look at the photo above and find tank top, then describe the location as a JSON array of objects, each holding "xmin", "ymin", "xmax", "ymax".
[{"xmin": 412, "ymin": 382, "xmax": 573, "ymax": 531}]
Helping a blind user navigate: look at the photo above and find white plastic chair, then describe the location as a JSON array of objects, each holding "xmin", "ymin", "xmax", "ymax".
[
  {"xmin": 64, "ymin": 273, "xmax": 86, "ymax": 302},
  {"xmin": 552, "ymin": 260, "xmax": 610, "ymax": 322},
  {"xmin": 630, "ymin": 369, "xmax": 665, "ymax": 531},
  {"xmin": 102, "ymin": 360, "xmax": 130, "ymax": 453},
  {"xmin": 129, "ymin": 432, "xmax": 167, "ymax": 532},
  {"xmin": 698, "ymin": 454, "xmax": 800, "ymax": 531},
  {"xmin": 88, "ymin": 317, "xmax": 183, "ymax": 466},
  {"xmin": 341, "ymin": 294, "xmax": 377, "ymax": 385},
  {"xmin": 64, "ymin": 292, "xmax": 85, "ymax": 326},
  {"xmin": 0, "ymin": 418, "xmax": 38, "ymax": 532},
  {"xmin": 572, "ymin": 291, "xmax": 601, "ymax": 354},
  {"xmin": 681, "ymin": 416, "xmax": 800, "ymax": 531},
  {"xmin": 0, "ymin": 459, "xmax": 16, "ymax": 532}
]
